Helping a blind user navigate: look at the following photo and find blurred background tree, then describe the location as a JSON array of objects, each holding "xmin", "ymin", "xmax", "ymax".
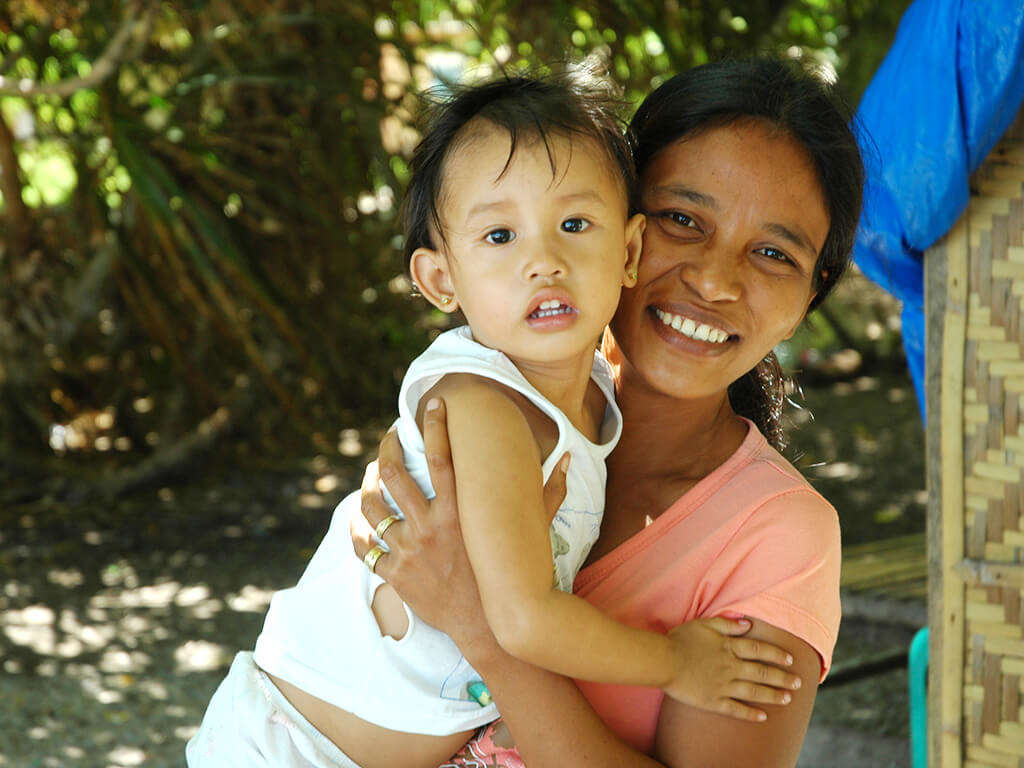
[{"xmin": 0, "ymin": 0, "xmax": 911, "ymax": 488}]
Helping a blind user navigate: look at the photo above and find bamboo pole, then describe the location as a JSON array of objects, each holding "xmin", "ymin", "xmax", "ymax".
[{"xmin": 938, "ymin": 215, "xmax": 969, "ymax": 767}]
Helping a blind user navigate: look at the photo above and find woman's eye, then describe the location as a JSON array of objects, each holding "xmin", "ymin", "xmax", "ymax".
[
  {"xmin": 484, "ymin": 228, "xmax": 515, "ymax": 245},
  {"xmin": 755, "ymin": 246, "xmax": 794, "ymax": 266},
  {"xmin": 665, "ymin": 211, "xmax": 697, "ymax": 229},
  {"xmin": 651, "ymin": 210, "xmax": 701, "ymax": 234},
  {"xmin": 561, "ymin": 218, "xmax": 590, "ymax": 233}
]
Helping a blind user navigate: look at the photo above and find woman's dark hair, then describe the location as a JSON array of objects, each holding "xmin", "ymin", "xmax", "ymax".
[
  {"xmin": 401, "ymin": 67, "xmax": 636, "ymax": 266},
  {"xmin": 628, "ymin": 57, "xmax": 865, "ymax": 450}
]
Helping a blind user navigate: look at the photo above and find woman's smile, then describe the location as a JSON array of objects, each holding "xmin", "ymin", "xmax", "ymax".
[{"xmin": 650, "ymin": 306, "xmax": 736, "ymax": 345}]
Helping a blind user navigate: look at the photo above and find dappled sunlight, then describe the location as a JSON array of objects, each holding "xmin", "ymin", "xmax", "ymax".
[
  {"xmin": 0, "ymin": 563, "xmax": 278, "ymax": 762},
  {"xmin": 0, "ymin": 479, "xmax": 296, "ymax": 765},
  {"xmin": 174, "ymin": 640, "xmax": 231, "ymax": 673},
  {"xmin": 789, "ymin": 372, "xmax": 925, "ymax": 546}
]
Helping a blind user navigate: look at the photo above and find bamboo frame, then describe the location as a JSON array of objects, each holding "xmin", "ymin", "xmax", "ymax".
[{"xmin": 926, "ymin": 111, "xmax": 1024, "ymax": 768}]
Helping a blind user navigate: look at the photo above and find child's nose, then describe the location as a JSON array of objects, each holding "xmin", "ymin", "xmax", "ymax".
[{"xmin": 524, "ymin": 240, "xmax": 567, "ymax": 280}]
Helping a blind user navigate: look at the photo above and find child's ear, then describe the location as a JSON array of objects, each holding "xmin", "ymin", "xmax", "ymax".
[
  {"xmin": 409, "ymin": 247, "xmax": 459, "ymax": 312},
  {"xmin": 621, "ymin": 213, "xmax": 646, "ymax": 288}
]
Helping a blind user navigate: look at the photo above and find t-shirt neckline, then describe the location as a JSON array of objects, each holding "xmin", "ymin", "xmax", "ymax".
[{"xmin": 574, "ymin": 417, "xmax": 766, "ymax": 591}]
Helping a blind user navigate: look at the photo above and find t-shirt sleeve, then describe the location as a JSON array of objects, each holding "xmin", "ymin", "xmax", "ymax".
[{"xmin": 696, "ymin": 489, "xmax": 842, "ymax": 682}]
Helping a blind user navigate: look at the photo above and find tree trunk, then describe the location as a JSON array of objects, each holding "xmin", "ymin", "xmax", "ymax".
[{"xmin": 0, "ymin": 110, "xmax": 30, "ymax": 265}]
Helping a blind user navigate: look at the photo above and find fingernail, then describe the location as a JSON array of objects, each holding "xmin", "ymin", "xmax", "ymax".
[
  {"xmin": 785, "ymin": 654, "xmax": 793, "ymax": 665},
  {"xmin": 738, "ymin": 619, "xmax": 751, "ymax": 628},
  {"xmin": 782, "ymin": 693, "xmax": 791, "ymax": 704},
  {"xmin": 757, "ymin": 712, "xmax": 767, "ymax": 721},
  {"xmin": 792, "ymin": 678, "xmax": 802, "ymax": 689},
  {"xmin": 426, "ymin": 398, "xmax": 440, "ymax": 412},
  {"xmin": 560, "ymin": 453, "xmax": 571, "ymax": 471}
]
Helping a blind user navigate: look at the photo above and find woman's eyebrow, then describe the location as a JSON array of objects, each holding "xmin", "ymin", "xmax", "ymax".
[
  {"xmin": 763, "ymin": 221, "xmax": 818, "ymax": 259},
  {"xmin": 650, "ymin": 184, "xmax": 718, "ymax": 209}
]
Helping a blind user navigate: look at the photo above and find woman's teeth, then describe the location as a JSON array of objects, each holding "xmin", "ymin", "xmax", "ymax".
[
  {"xmin": 653, "ymin": 309, "xmax": 731, "ymax": 343},
  {"xmin": 531, "ymin": 300, "xmax": 573, "ymax": 318}
]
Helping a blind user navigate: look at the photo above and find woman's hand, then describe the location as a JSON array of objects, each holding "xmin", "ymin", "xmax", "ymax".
[
  {"xmin": 349, "ymin": 397, "xmax": 569, "ymax": 656},
  {"xmin": 663, "ymin": 616, "xmax": 803, "ymax": 722}
]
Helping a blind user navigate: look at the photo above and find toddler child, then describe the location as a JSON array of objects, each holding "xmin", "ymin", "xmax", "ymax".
[{"xmin": 187, "ymin": 70, "xmax": 795, "ymax": 768}]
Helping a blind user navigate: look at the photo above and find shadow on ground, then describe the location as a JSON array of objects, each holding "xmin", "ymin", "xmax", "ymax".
[{"xmin": 1, "ymin": 371, "xmax": 924, "ymax": 767}]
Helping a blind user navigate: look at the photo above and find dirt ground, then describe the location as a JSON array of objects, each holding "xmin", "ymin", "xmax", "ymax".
[{"xmin": 0, "ymin": 373, "xmax": 926, "ymax": 767}]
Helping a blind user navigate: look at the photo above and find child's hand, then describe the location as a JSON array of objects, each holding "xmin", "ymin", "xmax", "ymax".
[{"xmin": 663, "ymin": 616, "xmax": 802, "ymax": 722}]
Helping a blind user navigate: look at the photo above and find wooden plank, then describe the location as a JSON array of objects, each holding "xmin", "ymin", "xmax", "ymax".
[
  {"xmin": 981, "ymin": 733, "xmax": 1024, "ymax": 759},
  {"xmin": 983, "ymin": 654, "xmax": 1002, "ymax": 734},
  {"xmin": 941, "ymin": 214, "xmax": 969, "ymax": 767},
  {"xmin": 955, "ymin": 560, "xmax": 1024, "ymax": 588},
  {"xmin": 1002, "ymin": 677, "xmax": 1020, "ymax": 733},
  {"xmin": 928, "ymin": 212, "xmax": 949, "ymax": 767},
  {"xmin": 842, "ymin": 531, "xmax": 927, "ymax": 555}
]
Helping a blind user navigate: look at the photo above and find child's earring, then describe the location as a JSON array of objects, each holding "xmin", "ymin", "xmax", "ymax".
[{"xmin": 441, "ymin": 295, "xmax": 452, "ymax": 305}]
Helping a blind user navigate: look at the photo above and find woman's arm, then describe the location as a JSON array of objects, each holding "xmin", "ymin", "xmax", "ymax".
[
  {"xmin": 353, "ymin": 399, "xmax": 811, "ymax": 768},
  {"xmin": 654, "ymin": 619, "xmax": 820, "ymax": 767}
]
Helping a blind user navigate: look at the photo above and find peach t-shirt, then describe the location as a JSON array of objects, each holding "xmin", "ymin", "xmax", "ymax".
[{"xmin": 570, "ymin": 419, "xmax": 842, "ymax": 754}]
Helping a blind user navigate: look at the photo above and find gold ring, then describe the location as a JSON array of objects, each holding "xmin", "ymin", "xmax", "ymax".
[
  {"xmin": 363, "ymin": 545, "xmax": 386, "ymax": 573},
  {"xmin": 374, "ymin": 514, "xmax": 401, "ymax": 540}
]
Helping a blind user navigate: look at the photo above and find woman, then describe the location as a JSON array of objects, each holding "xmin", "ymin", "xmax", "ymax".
[{"xmin": 353, "ymin": 56, "xmax": 864, "ymax": 767}]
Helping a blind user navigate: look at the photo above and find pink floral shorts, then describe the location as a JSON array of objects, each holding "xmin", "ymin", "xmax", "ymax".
[{"xmin": 439, "ymin": 719, "xmax": 524, "ymax": 768}]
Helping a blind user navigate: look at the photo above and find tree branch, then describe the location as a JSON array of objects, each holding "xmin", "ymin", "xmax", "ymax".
[{"xmin": 0, "ymin": 2, "xmax": 155, "ymax": 98}]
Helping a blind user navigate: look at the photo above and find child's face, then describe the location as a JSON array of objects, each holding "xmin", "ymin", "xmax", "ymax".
[{"xmin": 414, "ymin": 123, "xmax": 643, "ymax": 371}]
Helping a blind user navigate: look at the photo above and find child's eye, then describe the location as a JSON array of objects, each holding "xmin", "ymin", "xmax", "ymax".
[
  {"xmin": 484, "ymin": 228, "xmax": 515, "ymax": 245},
  {"xmin": 561, "ymin": 218, "xmax": 590, "ymax": 233}
]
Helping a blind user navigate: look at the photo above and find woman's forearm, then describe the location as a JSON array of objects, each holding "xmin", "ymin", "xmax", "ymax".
[{"xmin": 461, "ymin": 634, "xmax": 667, "ymax": 768}]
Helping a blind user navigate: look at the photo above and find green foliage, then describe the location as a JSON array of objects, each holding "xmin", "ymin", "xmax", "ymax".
[{"xmin": 0, "ymin": 0, "xmax": 910, "ymax": 461}]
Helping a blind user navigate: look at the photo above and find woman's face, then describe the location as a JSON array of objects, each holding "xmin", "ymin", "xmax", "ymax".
[{"xmin": 608, "ymin": 119, "xmax": 829, "ymax": 401}]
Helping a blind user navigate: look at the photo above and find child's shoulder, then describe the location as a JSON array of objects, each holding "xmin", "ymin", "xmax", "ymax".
[
  {"xmin": 415, "ymin": 371, "xmax": 529, "ymax": 423},
  {"xmin": 415, "ymin": 372, "xmax": 560, "ymax": 457}
]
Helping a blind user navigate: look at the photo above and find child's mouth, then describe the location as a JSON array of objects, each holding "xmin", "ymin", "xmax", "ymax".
[{"xmin": 528, "ymin": 300, "xmax": 576, "ymax": 320}]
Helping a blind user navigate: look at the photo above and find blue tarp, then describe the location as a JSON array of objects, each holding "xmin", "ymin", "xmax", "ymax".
[{"xmin": 852, "ymin": 0, "xmax": 1024, "ymax": 418}]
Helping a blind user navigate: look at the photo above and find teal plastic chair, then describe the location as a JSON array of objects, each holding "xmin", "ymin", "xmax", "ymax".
[{"xmin": 909, "ymin": 627, "xmax": 929, "ymax": 768}]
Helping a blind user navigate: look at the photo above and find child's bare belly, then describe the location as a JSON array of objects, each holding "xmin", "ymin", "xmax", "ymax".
[{"xmin": 263, "ymin": 669, "xmax": 474, "ymax": 768}]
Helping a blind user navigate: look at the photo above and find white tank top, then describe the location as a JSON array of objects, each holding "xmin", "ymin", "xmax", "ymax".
[{"xmin": 254, "ymin": 326, "xmax": 622, "ymax": 735}]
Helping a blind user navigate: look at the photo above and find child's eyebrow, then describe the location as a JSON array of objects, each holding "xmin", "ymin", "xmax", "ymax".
[
  {"xmin": 465, "ymin": 190, "xmax": 608, "ymax": 222},
  {"xmin": 555, "ymin": 190, "xmax": 607, "ymax": 207},
  {"xmin": 465, "ymin": 200, "xmax": 514, "ymax": 221}
]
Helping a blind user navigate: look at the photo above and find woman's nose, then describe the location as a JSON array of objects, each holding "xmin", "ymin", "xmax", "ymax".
[{"xmin": 678, "ymin": 248, "xmax": 742, "ymax": 302}]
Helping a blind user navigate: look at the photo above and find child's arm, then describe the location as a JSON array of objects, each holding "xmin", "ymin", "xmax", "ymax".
[{"xmin": 433, "ymin": 377, "xmax": 798, "ymax": 708}]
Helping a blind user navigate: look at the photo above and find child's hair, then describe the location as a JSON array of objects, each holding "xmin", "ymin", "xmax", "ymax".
[{"xmin": 401, "ymin": 66, "xmax": 637, "ymax": 267}]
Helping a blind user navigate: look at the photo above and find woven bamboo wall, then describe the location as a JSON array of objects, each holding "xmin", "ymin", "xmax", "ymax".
[{"xmin": 927, "ymin": 111, "xmax": 1024, "ymax": 768}]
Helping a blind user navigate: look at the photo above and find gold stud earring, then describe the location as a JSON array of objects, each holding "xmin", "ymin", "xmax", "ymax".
[
  {"xmin": 628, "ymin": 270, "xmax": 638, "ymax": 281},
  {"xmin": 441, "ymin": 296, "xmax": 451, "ymax": 305}
]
